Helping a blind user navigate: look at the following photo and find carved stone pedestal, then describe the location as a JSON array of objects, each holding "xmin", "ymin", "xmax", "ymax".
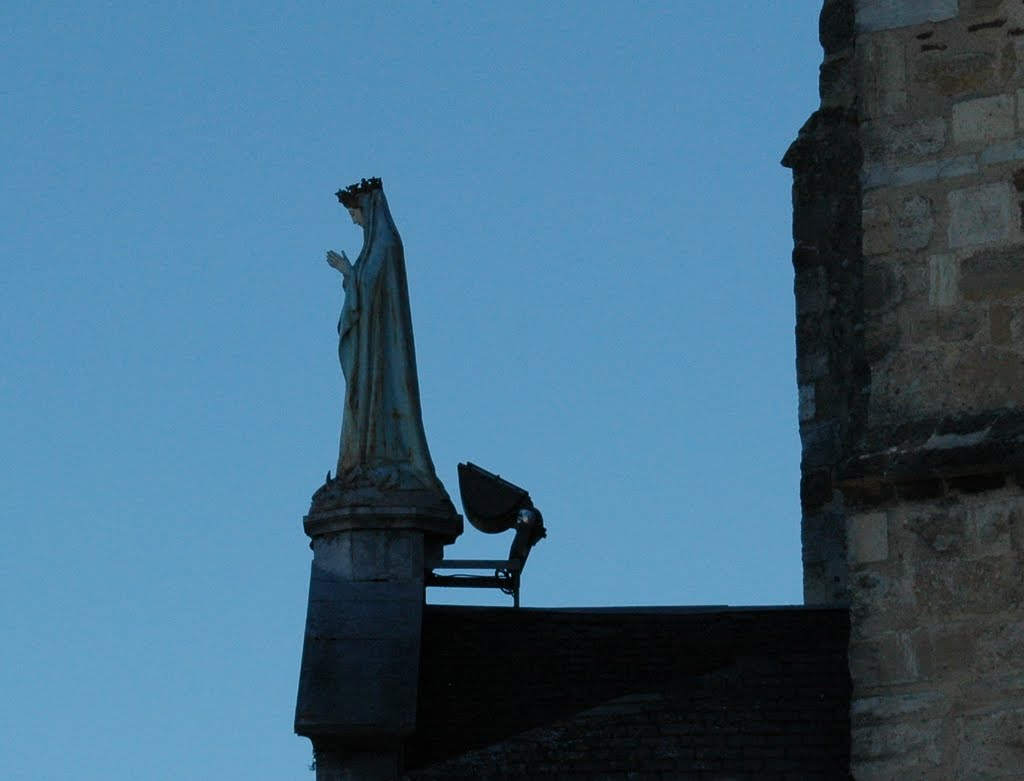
[{"xmin": 295, "ymin": 503, "xmax": 461, "ymax": 781}]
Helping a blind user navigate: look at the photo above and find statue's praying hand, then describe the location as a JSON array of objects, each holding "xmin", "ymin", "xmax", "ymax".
[{"xmin": 325, "ymin": 249, "xmax": 353, "ymax": 279}]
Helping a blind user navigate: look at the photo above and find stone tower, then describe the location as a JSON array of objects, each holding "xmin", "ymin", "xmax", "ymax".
[{"xmin": 786, "ymin": 0, "xmax": 1024, "ymax": 776}]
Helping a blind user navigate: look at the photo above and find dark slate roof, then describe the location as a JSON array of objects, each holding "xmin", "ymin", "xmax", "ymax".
[{"xmin": 404, "ymin": 605, "xmax": 849, "ymax": 780}]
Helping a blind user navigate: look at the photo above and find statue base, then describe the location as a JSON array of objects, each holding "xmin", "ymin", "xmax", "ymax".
[{"xmin": 295, "ymin": 489, "xmax": 462, "ymax": 780}]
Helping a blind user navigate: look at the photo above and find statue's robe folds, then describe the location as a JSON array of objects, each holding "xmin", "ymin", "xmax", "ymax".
[{"xmin": 334, "ymin": 188, "xmax": 447, "ymax": 501}]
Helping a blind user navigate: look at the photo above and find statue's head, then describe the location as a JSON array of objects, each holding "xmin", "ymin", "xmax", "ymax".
[{"xmin": 336, "ymin": 177, "xmax": 382, "ymax": 227}]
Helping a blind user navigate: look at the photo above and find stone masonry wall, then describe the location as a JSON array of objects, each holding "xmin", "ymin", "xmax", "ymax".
[
  {"xmin": 847, "ymin": 485, "xmax": 1024, "ymax": 778},
  {"xmin": 857, "ymin": 0, "xmax": 1024, "ymax": 428},
  {"xmin": 784, "ymin": 0, "xmax": 865, "ymax": 606},
  {"xmin": 791, "ymin": 1, "xmax": 1024, "ymax": 779}
]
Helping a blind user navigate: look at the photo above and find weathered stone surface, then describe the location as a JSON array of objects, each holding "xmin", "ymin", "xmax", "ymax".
[
  {"xmin": 894, "ymin": 194, "xmax": 934, "ymax": 248},
  {"xmin": 851, "ymin": 690, "xmax": 947, "ymax": 723},
  {"xmin": 938, "ymin": 154, "xmax": 979, "ymax": 179},
  {"xmin": 961, "ymin": 247, "xmax": 1024, "ymax": 299},
  {"xmin": 903, "ymin": 509, "xmax": 967, "ymax": 556},
  {"xmin": 864, "ymin": 316, "xmax": 901, "ymax": 362},
  {"xmin": 962, "ymin": 0, "xmax": 1005, "ymax": 17},
  {"xmin": 863, "ymin": 194, "xmax": 893, "ymax": 255},
  {"xmin": 796, "ymin": 348, "xmax": 830, "ymax": 383},
  {"xmin": 856, "ymin": 0, "xmax": 958, "ymax": 33},
  {"xmin": 916, "ymin": 51, "xmax": 996, "ymax": 97},
  {"xmin": 952, "ymin": 94, "xmax": 1016, "ymax": 144},
  {"xmin": 951, "ymin": 347, "xmax": 1024, "ymax": 408},
  {"xmin": 792, "ymin": 3, "xmax": 1024, "ymax": 778},
  {"xmin": 821, "ymin": 50, "xmax": 857, "ymax": 107},
  {"xmin": 849, "ymin": 511, "xmax": 890, "ymax": 563},
  {"xmin": 800, "ymin": 419, "xmax": 841, "ymax": 468},
  {"xmin": 799, "ymin": 382, "xmax": 817, "ymax": 421},
  {"xmin": 988, "ymin": 303, "xmax": 1013, "ymax": 343},
  {"xmin": 928, "ymin": 253, "xmax": 960, "ymax": 306},
  {"xmin": 908, "ymin": 305, "xmax": 984, "ymax": 344},
  {"xmin": 863, "ymin": 116, "xmax": 947, "ymax": 163},
  {"xmin": 955, "ymin": 707, "xmax": 1024, "ymax": 777},
  {"xmin": 315, "ymin": 529, "xmax": 425, "ymax": 581},
  {"xmin": 861, "ymin": 33, "xmax": 907, "ymax": 117},
  {"xmin": 972, "ymin": 496, "xmax": 1017, "ymax": 554},
  {"xmin": 794, "ymin": 263, "xmax": 827, "ymax": 315},
  {"xmin": 863, "ymin": 156, "xmax": 981, "ymax": 190},
  {"xmin": 948, "ymin": 182, "xmax": 1016, "ymax": 249},
  {"xmin": 821, "ymin": 0, "xmax": 856, "ymax": 54},
  {"xmin": 912, "ymin": 556, "xmax": 1024, "ymax": 620},
  {"xmin": 849, "ymin": 631, "xmax": 920, "ymax": 687},
  {"xmin": 979, "ymin": 137, "xmax": 1024, "ymax": 165},
  {"xmin": 864, "ymin": 261, "xmax": 898, "ymax": 311},
  {"xmin": 851, "ymin": 716, "xmax": 944, "ymax": 763}
]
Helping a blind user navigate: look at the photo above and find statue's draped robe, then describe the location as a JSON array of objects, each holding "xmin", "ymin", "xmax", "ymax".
[{"xmin": 336, "ymin": 189, "xmax": 445, "ymax": 496}]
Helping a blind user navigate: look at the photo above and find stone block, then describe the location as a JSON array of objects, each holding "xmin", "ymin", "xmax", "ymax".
[
  {"xmin": 912, "ymin": 557, "xmax": 1024, "ymax": 619},
  {"xmin": 820, "ymin": 50, "xmax": 856, "ymax": 108},
  {"xmin": 820, "ymin": 0, "xmax": 855, "ymax": 55},
  {"xmin": 863, "ymin": 116, "xmax": 947, "ymax": 164},
  {"xmin": 990, "ymin": 304, "xmax": 1013, "ymax": 344},
  {"xmin": 913, "ymin": 305, "xmax": 986, "ymax": 345},
  {"xmin": 849, "ymin": 511, "xmax": 889, "ymax": 563},
  {"xmin": 973, "ymin": 620, "xmax": 1024, "ymax": 675},
  {"xmin": 798, "ymin": 383, "xmax": 816, "ymax": 422},
  {"xmin": 796, "ymin": 349, "xmax": 829, "ymax": 383},
  {"xmin": 961, "ymin": 247, "xmax": 1024, "ymax": 299},
  {"xmin": 865, "ymin": 316, "xmax": 901, "ymax": 362},
  {"xmin": 799, "ymin": 419, "xmax": 839, "ymax": 468},
  {"xmin": 856, "ymin": 0, "xmax": 958, "ymax": 32},
  {"xmin": 903, "ymin": 509, "xmax": 967, "ymax": 556},
  {"xmin": 917, "ymin": 52, "xmax": 996, "ymax": 97},
  {"xmin": 849, "ymin": 566, "xmax": 924, "ymax": 636},
  {"xmin": 864, "ymin": 157, "xmax": 978, "ymax": 189},
  {"xmin": 861, "ymin": 34, "xmax": 907, "ymax": 118},
  {"xmin": 794, "ymin": 264, "xmax": 826, "ymax": 315},
  {"xmin": 892, "ymin": 160, "xmax": 941, "ymax": 186},
  {"xmin": 938, "ymin": 155, "xmax": 979, "ymax": 179},
  {"xmin": 803, "ymin": 557, "xmax": 848, "ymax": 606},
  {"xmin": 953, "ymin": 346, "xmax": 1024, "ymax": 408},
  {"xmin": 962, "ymin": 673, "xmax": 1024, "ymax": 720},
  {"xmin": 963, "ymin": 0, "xmax": 1005, "ymax": 15},
  {"xmin": 972, "ymin": 499, "xmax": 1015, "ymax": 555},
  {"xmin": 914, "ymin": 620, "xmax": 982, "ymax": 678},
  {"xmin": 849, "ymin": 632, "xmax": 920, "ymax": 687},
  {"xmin": 314, "ymin": 529, "xmax": 424, "ymax": 581},
  {"xmin": 948, "ymin": 182, "xmax": 1016, "ymax": 249},
  {"xmin": 296, "ymin": 572, "xmax": 424, "ymax": 736},
  {"xmin": 851, "ymin": 690, "xmax": 947, "ymax": 724},
  {"xmin": 952, "ymin": 94, "xmax": 1016, "ymax": 145},
  {"xmin": 979, "ymin": 138, "xmax": 1024, "ymax": 166},
  {"xmin": 862, "ymin": 164, "xmax": 895, "ymax": 190},
  {"xmin": 803, "ymin": 507, "xmax": 847, "ymax": 564},
  {"xmin": 894, "ymin": 194, "xmax": 934, "ymax": 249},
  {"xmin": 800, "ymin": 471, "xmax": 835, "ymax": 509},
  {"xmin": 928, "ymin": 254, "xmax": 960, "ymax": 306},
  {"xmin": 851, "ymin": 717, "xmax": 944, "ymax": 764},
  {"xmin": 864, "ymin": 261, "xmax": 899, "ymax": 311},
  {"xmin": 863, "ymin": 195, "xmax": 893, "ymax": 255},
  {"xmin": 955, "ymin": 707, "xmax": 1024, "ymax": 776}
]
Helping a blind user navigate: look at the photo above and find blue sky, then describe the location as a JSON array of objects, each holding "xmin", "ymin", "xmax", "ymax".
[{"xmin": 2, "ymin": 3, "xmax": 822, "ymax": 778}]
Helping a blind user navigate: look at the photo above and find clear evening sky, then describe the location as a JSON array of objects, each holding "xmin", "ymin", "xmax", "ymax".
[{"xmin": 2, "ymin": 3, "xmax": 821, "ymax": 779}]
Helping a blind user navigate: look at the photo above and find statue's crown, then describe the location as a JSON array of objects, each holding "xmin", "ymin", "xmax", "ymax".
[{"xmin": 336, "ymin": 177, "xmax": 383, "ymax": 208}]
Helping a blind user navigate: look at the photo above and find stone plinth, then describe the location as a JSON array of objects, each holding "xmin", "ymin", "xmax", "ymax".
[{"xmin": 295, "ymin": 501, "xmax": 462, "ymax": 780}]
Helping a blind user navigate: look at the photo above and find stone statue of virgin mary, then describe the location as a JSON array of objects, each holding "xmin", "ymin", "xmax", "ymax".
[{"xmin": 317, "ymin": 178, "xmax": 451, "ymax": 511}]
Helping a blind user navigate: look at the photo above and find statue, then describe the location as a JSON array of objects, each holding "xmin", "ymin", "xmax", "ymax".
[{"xmin": 315, "ymin": 178, "xmax": 451, "ymax": 511}]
